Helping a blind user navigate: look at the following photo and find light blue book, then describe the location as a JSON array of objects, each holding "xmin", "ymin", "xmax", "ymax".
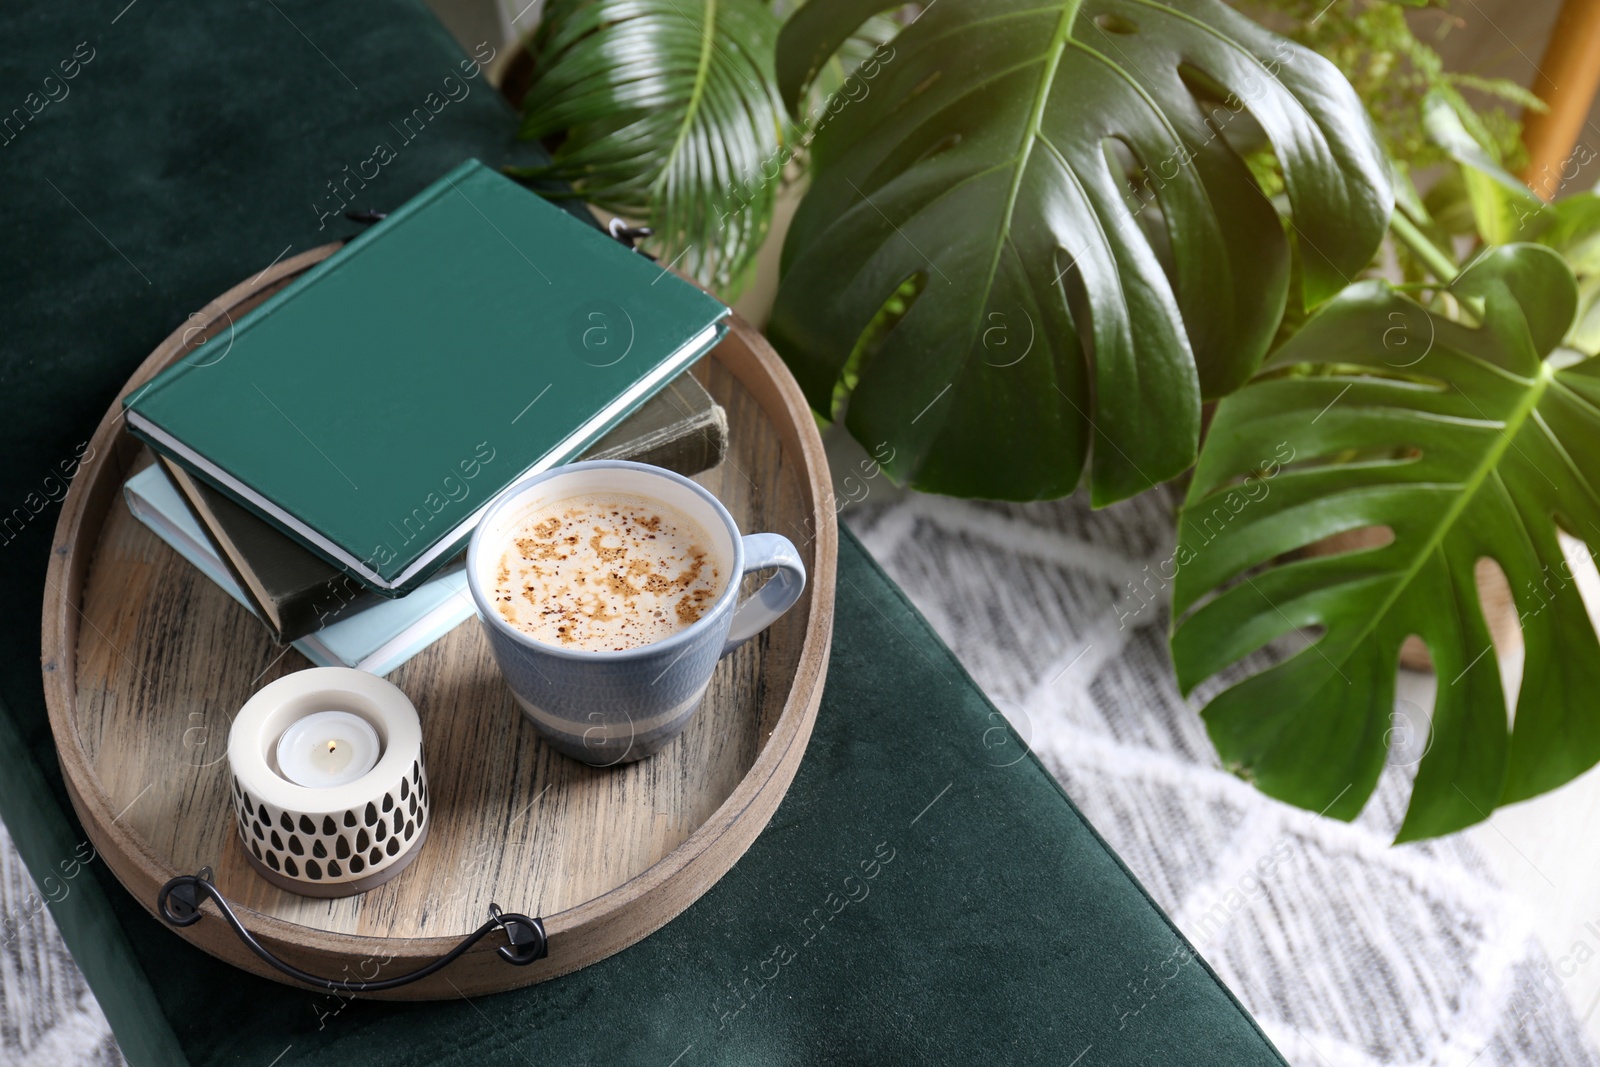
[{"xmin": 124, "ymin": 464, "xmax": 475, "ymax": 676}]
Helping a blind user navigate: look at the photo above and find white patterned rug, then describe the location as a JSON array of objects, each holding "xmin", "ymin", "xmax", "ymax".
[
  {"xmin": 842, "ymin": 464, "xmax": 1600, "ymax": 1067},
  {"xmin": 2, "ymin": 461, "xmax": 1596, "ymax": 1066},
  {"xmin": 0, "ymin": 819, "xmax": 123, "ymax": 1066}
]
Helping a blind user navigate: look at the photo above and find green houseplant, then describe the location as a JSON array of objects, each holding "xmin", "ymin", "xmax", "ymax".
[{"xmin": 511, "ymin": 0, "xmax": 1600, "ymax": 841}]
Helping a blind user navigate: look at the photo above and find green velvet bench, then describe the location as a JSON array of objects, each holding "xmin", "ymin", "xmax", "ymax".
[{"xmin": 0, "ymin": 2, "xmax": 1285, "ymax": 1063}]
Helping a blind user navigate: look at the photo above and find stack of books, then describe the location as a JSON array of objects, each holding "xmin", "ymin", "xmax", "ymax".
[{"xmin": 122, "ymin": 160, "xmax": 730, "ymax": 676}]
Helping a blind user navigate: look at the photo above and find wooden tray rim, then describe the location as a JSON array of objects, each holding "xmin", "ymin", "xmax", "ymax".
[{"xmin": 41, "ymin": 244, "xmax": 837, "ymax": 972}]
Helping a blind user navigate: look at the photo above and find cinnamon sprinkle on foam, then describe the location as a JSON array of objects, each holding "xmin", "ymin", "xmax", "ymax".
[{"xmin": 492, "ymin": 494, "xmax": 723, "ymax": 651}]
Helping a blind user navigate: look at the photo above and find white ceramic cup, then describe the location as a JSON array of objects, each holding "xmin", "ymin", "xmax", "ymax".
[{"xmin": 466, "ymin": 460, "xmax": 806, "ymax": 765}]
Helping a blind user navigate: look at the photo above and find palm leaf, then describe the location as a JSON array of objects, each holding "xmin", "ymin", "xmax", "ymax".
[
  {"xmin": 1169, "ymin": 244, "xmax": 1600, "ymax": 841},
  {"xmin": 512, "ymin": 0, "xmax": 788, "ymax": 295},
  {"xmin": 770, "ymin": 0, "xmax": 1392, "ymax": 503}
]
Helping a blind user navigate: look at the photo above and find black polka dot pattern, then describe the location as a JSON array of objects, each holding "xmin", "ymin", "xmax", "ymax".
[{"xmin": 231, "ymin": 760, "xmax": 427, "ymax": 890}]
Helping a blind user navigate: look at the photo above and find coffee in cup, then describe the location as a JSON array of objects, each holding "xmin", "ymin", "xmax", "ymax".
[
  {"xmin": 467, "ymin": 460, "xmax": 807, "ymax": 764},
  {"xmin": 488, "ymin": 494, "xmax": 726, "ymax": 652}
]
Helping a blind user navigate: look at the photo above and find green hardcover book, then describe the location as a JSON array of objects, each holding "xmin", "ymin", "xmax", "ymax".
[{"xmin": 123, "ymin": 159, "xmax": 729, "ymax": 596}]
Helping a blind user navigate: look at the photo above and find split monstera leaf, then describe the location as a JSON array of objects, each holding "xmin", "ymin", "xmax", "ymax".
[
  {"xmin": 770, "ymin": 0, "xmax": 1392, "ymax": 502},
  {"xmin": 1171, "ymin": 246, "xmax": 1600, "ymax": 841}
]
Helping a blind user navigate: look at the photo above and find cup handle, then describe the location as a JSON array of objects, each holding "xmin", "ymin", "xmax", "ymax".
[{"xmin": 721, "ymin": 533, "xmax": 807, "ymax": 657}]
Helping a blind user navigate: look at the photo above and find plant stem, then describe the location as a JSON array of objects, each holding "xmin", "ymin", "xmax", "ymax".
[{"xmin": 1390, "ymin": 213, "xmax": 1460, "ymax": 284}]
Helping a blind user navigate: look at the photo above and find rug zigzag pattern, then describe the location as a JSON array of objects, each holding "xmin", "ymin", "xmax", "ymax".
[{"xmin": 847, "ymin": 485, "xmax": 1599, "ymax": 1067}]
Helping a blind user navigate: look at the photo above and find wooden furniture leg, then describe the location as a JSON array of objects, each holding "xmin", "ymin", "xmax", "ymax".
[{"xmin": 1521, "ymin": 0, "xmax": 1600, "ymax": 198}]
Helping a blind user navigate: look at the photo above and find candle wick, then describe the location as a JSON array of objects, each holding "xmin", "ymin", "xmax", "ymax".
[{"xmin": 328, "ymin": 741, "xmax": 338, "ymax": 752}]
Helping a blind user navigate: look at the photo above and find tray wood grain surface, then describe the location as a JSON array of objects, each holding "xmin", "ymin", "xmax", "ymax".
[{"xmin": 41, "ymin": 245, "xmax": 836, "ymax": 998}]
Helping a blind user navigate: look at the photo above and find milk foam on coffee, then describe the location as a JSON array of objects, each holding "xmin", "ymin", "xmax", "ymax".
[{"xmin": 491, "ymin": 493, "xmax": 724, "ymax": 651}]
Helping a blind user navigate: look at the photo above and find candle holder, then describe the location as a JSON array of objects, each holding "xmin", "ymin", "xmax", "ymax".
[{"xmin": 227, "ymin": 668, "xmax": 429, "ymax": 898}]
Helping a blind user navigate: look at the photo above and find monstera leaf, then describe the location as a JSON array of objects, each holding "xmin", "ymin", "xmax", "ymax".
[
  {"xmin": 1531, "ymin": 192, "xmax": 1600, "ymax": 355},
  {"xmin": 1170, "ymin": 245, "xmax": 1600, "ymax": 841},
  {"xmin": 512, "ymin": 0, "xmax": 788, "ymax": 295},
  {"xmin": 769, "ymin": 0, "xmax": 1392, "ymax": 503}
]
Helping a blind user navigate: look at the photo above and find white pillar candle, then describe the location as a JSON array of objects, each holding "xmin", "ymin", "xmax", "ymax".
[{"xmin": 275, "ymin": 711, "xmax": 381, "ymax": 788}]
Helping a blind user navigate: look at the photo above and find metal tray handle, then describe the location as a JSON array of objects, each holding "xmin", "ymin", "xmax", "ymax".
[{"xmin": 157, "ymin": 868, "xmax": 547, "ymax": 992}]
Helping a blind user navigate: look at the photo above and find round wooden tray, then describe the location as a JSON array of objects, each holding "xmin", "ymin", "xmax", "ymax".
[{"xmin": 41, "ymin": 245, "xmax": 836, "ymax": 999}]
